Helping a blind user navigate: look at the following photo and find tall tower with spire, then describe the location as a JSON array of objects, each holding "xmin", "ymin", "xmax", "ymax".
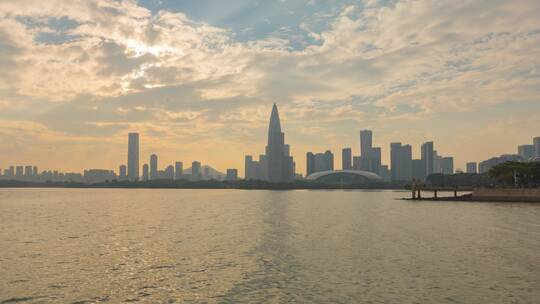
[{"xmin": 265, "ymin": 103, "xmax": 295, "ymax": 182}]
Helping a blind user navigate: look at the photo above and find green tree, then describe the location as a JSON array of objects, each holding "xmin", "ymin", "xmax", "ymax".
[{"xmin": 488, "ymin": 161, "xmax": 540, "ymax": 187}]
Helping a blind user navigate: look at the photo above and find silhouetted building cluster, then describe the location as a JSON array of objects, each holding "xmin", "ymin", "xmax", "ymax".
[
  {"xmin": 475, "ymin": 137, "xmax": 540, "ymax": 174},
  {"xmin": 0, "ymin": 164, "xmax": 87, "ymax": 183},
  {"xmin": 245, "ymin": 104, "xmax": 296, "ymax": 182},
  {"xmin": 302, "ymin": 132, "xmax": 455, "ymax": 182},
  {"xmin": 0, "ymin": 131, "xmax": 236, "ymax": 184},
  {"xmin": 516, "ymin": 137, "xmax": 540, "ymax": 161},
  {"xmin": 356, "ymin": 130, "xmax": 382, "ymax": 174},
  {"xmin": 478, "ymin": 154, "xmax": 522, "ymax": 174},
  {"xmin": 1, "ymin": 105, "xmax": 538, "ymax": 185},
  {"xmin": 306, "ymin": 151, "xmax": 334, "ymax": 176}
]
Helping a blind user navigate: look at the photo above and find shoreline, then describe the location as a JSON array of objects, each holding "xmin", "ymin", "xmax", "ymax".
[{"xmin": 0, "ymin": 180, "xmax": 404, "ymax": 191}]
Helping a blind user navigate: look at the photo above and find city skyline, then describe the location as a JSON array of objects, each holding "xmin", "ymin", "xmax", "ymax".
[
  {"xmin": 1, "ymin": 102, "xmax": 538, "ymax": 181},
  {"xmin": 1, "ymin": 1, "xmax": 540, "ymax": 174}
]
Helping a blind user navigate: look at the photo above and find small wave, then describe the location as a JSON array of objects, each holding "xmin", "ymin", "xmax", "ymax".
[
  {"xmin": 7, "ymin": 280, "xmax": 28, "ymax": 284},
  {"xmin": 149, "ymin": 265, "xmax": 176, "ymax": 270},
  {"xmin": 71, "ymin": 296, "xmax": 109, "ymax": 304},
  {"xmin": 1, "ymin": 296, "xmax": 46, "ymax": 304}
]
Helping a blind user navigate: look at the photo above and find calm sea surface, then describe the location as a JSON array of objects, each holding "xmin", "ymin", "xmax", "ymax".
[{"xmin": 1, "ymin": 189, "xmax": 539, "ymax": 303}]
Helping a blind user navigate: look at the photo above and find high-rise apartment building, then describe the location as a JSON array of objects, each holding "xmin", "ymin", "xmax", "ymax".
[
  {"xmin": 518, "ymin": 145, "xmax": 535, "ymax": 161},
  {"xmin": 421, "ymin": 141, "xmax": 434, "ymax": 177},
  {"xmin": 24, "ymin": 166, "xmax": 32, "ymax": 178},
  {"xmin": 191, "ymin": 161, "xmax": 201, "ymax": 181},
  {"xmin": 119, "ymin": 165, "xmax": 127, "ymax": 180},
  {"xmin": 342, "ymin": 148, "xmax": 352, "ymax": 170},
  {"xmin": 306, "ymin": 152, "xmax": 315, "ymax": 176},
  {"xmin": 370, "ymin": 147, "xmax": 382, "ymax": 174},
  {"xmin": 307, "ymin": 150, "xmax": 333, "ymax": 175},
  {"xmin": 360, "ymin": 130, "xmax": 372, "ymax": 159},
  {"xmin": 466, "ymin": 162, "xmax": 477, "ymax": 174},
  {"xmin": 16, "ymin": 166, "xmax": 23, "ymax": 177},
  {"xmin": 164, "ymin": 165, "xmax": 174, "ymax": 180},
  {"xmin": 479, "ymin": 154, "xmax": 521, "ymax": 173},
  {"xmin": 412, "ymin": 159, "xmax": 425, "ymax": 181},
  {"xmin": 127, "ymin": 133, "xmax": 139, "ymax": 181},
  {"xmin": 352, "ymin": 156, "xmax": 362, "ymax": 170},
  {"xmin": 440, "ymin": 157, "xmax": 454, "ymax": 175},
  {"xmin": 390, "ymin": 143, "xmax": 412, "ymax": 181},
  {"xmin": 358, "ymin": 130, "xmax": 382, "ymax": 174},
  {"xmin": 175, "ymin": 162, "xmax": 183, "ymax": 180},
  {"xmin": 245, "ymin": 155, "xmax": 255, "ymax": 180},
  {"xmin": 245, "ymin": 155, "xmax": 268, "ymax": 180},
  {"xmin": 150, "ymin": 154, "xmax": 158, "ymax": 180},
  {"xmin": 142, "ymin": 164, "xmax": 149, "ymax": 181},
  {"xmin": 534, "ymin": 137, "xmax": 540, "ymax": 158}
]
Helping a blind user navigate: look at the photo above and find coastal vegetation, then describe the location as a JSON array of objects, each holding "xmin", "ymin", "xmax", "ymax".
[{"xmin": 488, "ymin": 161, "xmax": 540, "ymax": 188}]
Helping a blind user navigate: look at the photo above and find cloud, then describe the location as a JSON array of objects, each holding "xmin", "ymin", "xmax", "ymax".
[{"xmin": 1, "ymin": 0, "xmax": 540, "ymax": 173}]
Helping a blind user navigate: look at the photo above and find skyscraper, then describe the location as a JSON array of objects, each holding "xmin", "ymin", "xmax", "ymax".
[
  {"xmin": 307, "ymin": 150, "xmax": 334, "ymax": 174},
  {"xmin": 24, "ymin": 166, "xmax": 32, "ymax": 178},
  {"xmin": 142, "ymin": 164, "xmax": 149, "ymax": 181},
  {"xmin": 358, "ymin": 130, "xmax": 382, "ymax": 174},
  {"xmin": 359, "ymin": 130, "xmax": 373, "ymax": 171},
  {"xmin": 265, "ymin": 103, "xmax": 295, "ymax": 182},
  {"xmin": 245, "ymin": 155, "xmax": 268, "ymax": 180},
  {"xmin": 370, "ymin": 147, "xmax": 381, "ymax": 174},
  {"xmin": 352, "ymin": 156, "xmax": 362, "ymax": 170},
  {"xmin": 466, "ymin": 162, "xmax": 477, "ymax": 174},
  {"xmin": 119, "ymin": 165, "xmax": 127, "ymax": 180},
  {"xmin": 191, "ymin": 161, "xmax": 201, "ymax": 181},
  {"xmin": 150, "ymin": 154, "xmax": 158, "ymax": 180},
  {"xmin": 342, "ymin": 148, "xmax": 352, "ymax": 170},
  {"xmin": 434, "ymin": 150, "xmax": 441, "ymax": 173},
  {"xmin": 479, "ymin": 154, "xmax": 521, "ymax": 173},
  {"xmin": 421, "ymin": 141, "xmax": 434, "ymax": 177},
  {"xmin": 175, "ymin": 162, "xmax": 183, "ymax": 180},
  {"xmin": 390, "ymin": 143, "xmax": 412, "ymax": 181},
  {"xmin": 534, "ymin": 137, "xmax": 540, "ymax": 158},
  {"xmin": 379, "ymin": 165, "xmax": 391, "ymax": 181},
  {"xmin": 360, "ymin": 130, "xmax": 372, "ymax": 158},
  {"xmin": 245, "ymin": 155, "xmax": 255, "ymax": 179},
  {"xmin": 16, "ymin": 166, "xmax": 23, "ymax": 177},
  {"xmin": 518, "ymin": 145, "xmax": 535, "ymax": 161},
  {"xmin": 306, "ymin": 152, "xmax": 315, "ymax": 176},
  {"xmin": 323, "ymin": 150, "xmax": 334, "ymax": 171},
  {"xmin": 412, "ymin": 159, "xmax": 425, "ymax": 181},
  {"xmin": 127, "ymin": 133, "xmax": 139, "ymax": 181},
  {"xmin": 165, "ymin": 165, "xmax": 175, "ymax": 180},
  {"xmin": 441, "ymin": 157, "xmax": 454, "ymax": 175}
]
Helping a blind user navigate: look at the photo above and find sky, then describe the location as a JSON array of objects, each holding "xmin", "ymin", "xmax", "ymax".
[{"xmin": 1, "ymin": 0, "xmax": 539, "ymax": 175}]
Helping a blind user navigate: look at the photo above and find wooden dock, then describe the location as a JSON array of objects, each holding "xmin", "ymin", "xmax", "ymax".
[
  {"xmin": 407, "ymin": 185, "xmax": 540, "ymax": 202},
  {"xmin": 410, "ymin": 185, "xmax": 473, "ymax": 200}
]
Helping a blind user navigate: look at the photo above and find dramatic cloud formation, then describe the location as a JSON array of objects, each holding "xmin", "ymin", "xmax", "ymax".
[{"xmin": 1, "ymin": 0, "xmax": 539, "ymax": 173}]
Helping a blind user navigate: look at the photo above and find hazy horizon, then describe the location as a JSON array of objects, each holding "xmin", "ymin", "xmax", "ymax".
[{"xmin": 1, "ymin": 0, "xmax": 540, "ymax": 174}]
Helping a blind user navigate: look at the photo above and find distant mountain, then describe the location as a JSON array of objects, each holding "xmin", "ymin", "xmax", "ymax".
[{"xmin": 183, "ymin": 165, "xmax": 225, "ymax": 179}]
